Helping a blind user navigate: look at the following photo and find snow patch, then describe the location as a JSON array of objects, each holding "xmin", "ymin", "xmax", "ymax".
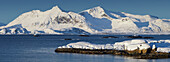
[
  {"xmin": 58, "ymin": 42, "xmax": 114, "ymax": 49},
  {"xmin": 113, "ymin": 39, "xmax": 150, "ymax": 51},
  {"xmin": 58, "ymin": 39, "xmax": 170, "ymax": 53}
]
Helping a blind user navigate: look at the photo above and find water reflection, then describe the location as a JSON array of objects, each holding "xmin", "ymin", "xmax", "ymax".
[{"xmin": 56, "ymin": 53, "xmax": 170, "ymax": 62}]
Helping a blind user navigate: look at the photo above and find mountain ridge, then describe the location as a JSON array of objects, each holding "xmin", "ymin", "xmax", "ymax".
[{"xmin": 0, "ymin": 5, "xmax": 170, "ymax": 35}]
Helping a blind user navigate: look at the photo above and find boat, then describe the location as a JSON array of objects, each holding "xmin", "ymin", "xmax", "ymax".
[{"xmin": 33, "ymin": 34, "xmax": 39, "ymax": 37}]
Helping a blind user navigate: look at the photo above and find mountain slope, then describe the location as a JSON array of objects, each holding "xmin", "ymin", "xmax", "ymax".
[{"xmin": 0, "ymin": 5, "xmax": 170, "ymax": 34}]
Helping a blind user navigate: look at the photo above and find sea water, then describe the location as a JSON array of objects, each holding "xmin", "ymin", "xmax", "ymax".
[{"xmin": 0, "ymin": 35, "xmax": 169, "ymax": 62}]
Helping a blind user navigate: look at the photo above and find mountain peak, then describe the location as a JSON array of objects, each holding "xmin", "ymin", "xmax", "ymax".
[
  {"xmin": 49, "ymin": 5, "xmax": 62, "ymax": 12},
  {"xmin": 52, "ymin": 5, "xmax": 60, "ymax": 9},
  {"xmin": 1, "ymin": 5, "xmax": 170, "ymax": 35},
  {"xmin": 82, "ymin": 6, "xmax": 105, "ymax": 13},
  {"xmin": 92, "ymin": 6, "xmax": 105, "ymax": 11},
  {"xmin": 94, "ymin": 6, "xmax": 103, "ymax": 9},
  {"xmin": 82, "ymin": 6, "xmax": 108, "ymax": 18}
]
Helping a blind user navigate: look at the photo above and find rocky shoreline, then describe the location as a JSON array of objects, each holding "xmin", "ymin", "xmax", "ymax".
[
  {"xmin": 55, "ymin": 39, "xmax": 170, "ymax": 59},
  {"xmin": 55, "ymin": 48, "xmax": 170, "ymax": 59}
]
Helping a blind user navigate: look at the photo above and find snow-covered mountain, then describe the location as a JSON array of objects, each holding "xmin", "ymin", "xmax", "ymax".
[{"xmin": 0, "ymin": 5, "xmax": 170, "ymax": 35}]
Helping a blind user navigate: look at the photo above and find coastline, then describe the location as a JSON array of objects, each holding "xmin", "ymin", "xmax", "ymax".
[
  {"xmin": 55, "ymin": 48, "xmax": 170, "ymax": 59},
  {"xmin": 55, "ymin": 39, "xmax": 170, "ymax": 59}
]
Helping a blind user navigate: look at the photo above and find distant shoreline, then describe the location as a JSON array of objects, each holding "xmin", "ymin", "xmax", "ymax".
[{"xmin": 0, "ymin": 34, "xmax": 170, "ymax": 35}]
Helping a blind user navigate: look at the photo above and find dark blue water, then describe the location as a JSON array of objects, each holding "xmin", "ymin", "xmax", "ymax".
[{"xmin": 0, "ymin": 35, "xmax": 170, "ymax": 62}]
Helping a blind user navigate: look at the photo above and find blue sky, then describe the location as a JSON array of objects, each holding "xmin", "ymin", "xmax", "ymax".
[{"xmin": 0, "ymin": 0, "xmax": 170, "ymax": 24}]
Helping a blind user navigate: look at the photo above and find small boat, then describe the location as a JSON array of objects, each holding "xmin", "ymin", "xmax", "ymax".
[
  {"xmin": 103, "ymin": 36, "xmax": 118, "ymax": 38},
  {"xmin": 79, "ymin": 35, "xmax": 90, "ymax": 37},
  {"xmin": 64, "ymin": 38, "xmax": 72, "ymax": 40},
  {"xmin": 126, "ymin": 35, "xmax": 142, "ymax": 38},
  {"xmin": 33, "ymin": 34, "xmax": 39, "ymax": 37}
]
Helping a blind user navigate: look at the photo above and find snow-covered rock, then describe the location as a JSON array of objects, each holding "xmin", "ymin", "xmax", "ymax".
[
  {"xmin": 147, "ymin": 40, "xmax": 170, "ymax": 53},
  {"xmin": 157, "ymin": 47, "xmax": 170, "ymax": 53},
  {"xmin": 58, "ymin": 42, "xmax": 114, "ymax": 49},
  {"xmin": 0, "ymin": 5, "xmax": 170, "ymax": 34},
  {"xmin": 58, "ymin": 39, "xmax": 170, "ymax": 53},
  {"xmin": 114, "ymin": 39, "xmax": 170, "ymax": 52},
  {"xmin": 114, "ymin": 39, "xmax": 150, "ymax": 51}
]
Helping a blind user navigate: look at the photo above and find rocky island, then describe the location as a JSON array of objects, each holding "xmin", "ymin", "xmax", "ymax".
[{"xmin": 55, "ymin": 39, "xmax": 170, "ymax": 59}]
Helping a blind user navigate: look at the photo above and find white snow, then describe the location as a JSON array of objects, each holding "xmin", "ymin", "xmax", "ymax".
[
  {"xmin": 157, "ymin": 47, "xmax": 170, "ymax": 53},
  {"xmin": 152, "ymin": 45, "xmax": 156, "ymax": 49},
  {"xmin": 0, "ymin": 5, "xmax": 170, "ymax": 34},
  {"xmin": 58, "ymin": 42, "xmax": 114, "ymax": 49},
  {"xmin": 147, "ymin": 40, "xmax": 170, "ymax": 53},
  {"xmin": 58, "ymin": 39, "xmax": 170, "ymax": 53},
  {"xmin": 113, "ymin": 39, "xmax": 150, "ymax": 51},
  {"xmin": 114, "ymin": 39, "xmax": 170, "ymax": 52}
]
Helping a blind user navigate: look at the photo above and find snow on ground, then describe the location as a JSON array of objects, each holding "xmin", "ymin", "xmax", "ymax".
[
  {"xmin": 58, "ymin": 42, "xmax": 114, "ymax": 49},
  {"xmin": 113, "ymin": 39, "xmax": 150, "ymax": 51},
  {"xmin": 147, "ymin": 40, "xmax": 170, "ymax": 53},
  {"xmin": 58, "ymin": 39, "xmax": 170, "ymax": 53}
]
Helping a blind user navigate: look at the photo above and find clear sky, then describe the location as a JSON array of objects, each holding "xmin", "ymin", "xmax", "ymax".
[{"xmin": 0, "ymin": 0, "xmax": 170, "ymax": 24}]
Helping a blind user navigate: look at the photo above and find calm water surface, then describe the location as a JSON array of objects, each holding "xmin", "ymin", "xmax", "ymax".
[{"xmin": 0, "ymin": 35, "xmax": 170, "ymax": 62}]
